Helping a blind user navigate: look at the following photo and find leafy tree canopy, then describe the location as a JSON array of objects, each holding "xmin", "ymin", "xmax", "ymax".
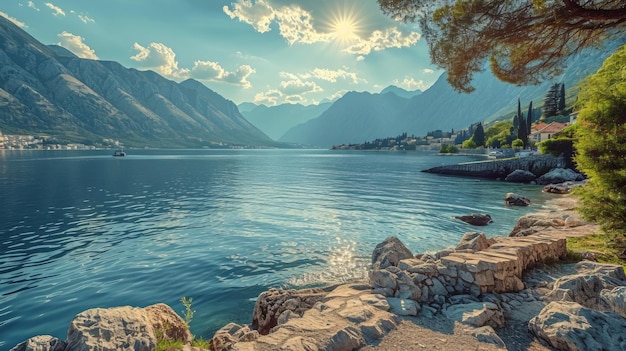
[
  {"xmin": 378, "ymin": 0, "xmax": 626, "ymax": 92},
  {"xmin": 574, "ymin": 44, "xmax": 626, "ymax": 233}
]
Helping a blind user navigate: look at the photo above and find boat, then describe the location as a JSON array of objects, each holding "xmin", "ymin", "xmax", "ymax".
[{"xmin": 112, "ymin": 149, "xmax": 126, "ymax": 157}]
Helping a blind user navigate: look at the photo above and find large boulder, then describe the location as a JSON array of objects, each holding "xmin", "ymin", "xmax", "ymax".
[
  {"xmin": 504, "ymin": 193, "xmax": 531, "ymax": 206},
  {"xmin": 536, "ymin": 168, "xmax": 584, "ymax": 185},
  {"xmin": 545, "ymin": 261, "xmax": 626, "ymax": 311},
  {"xmin": 65, "ymin": 303, "xmax": 191, "ymax": 351},
  {"xmin": 454, "ymin": 214, "xmax": 493, "ymax": 226},
  {"xmin": 529, "ymin": 301, "xmax": 626, "ymax": 351},
  {"xmin": 456, "ymin": 232, "xmax": 491, "ymax": 252},
  {"xmin": 371, "ymin": 236, "xmax": 413, "ymax": 269},
  {"xmin": 251, "ymin": 287, "xmax": 329, "ymax": 335},
  {"xmin": 508, "ymin": 213, "xmax": 565, "ymax": 237},
  {"xmin": 505, "ymin": 170, "xmax": 536, "ymax": 183}
]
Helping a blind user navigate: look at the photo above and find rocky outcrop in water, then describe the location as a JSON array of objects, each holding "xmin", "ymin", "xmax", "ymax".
[
  {"xmin": 504, "ymin": 193, "xmax": 531, "ymax": 206},
  {"xmin": 423, "ymin": 155, "xmax": 566, "ymax": 179},
  {"xmin": 454, "ymin": 214, "xmax": 493, "ymax": 226}
]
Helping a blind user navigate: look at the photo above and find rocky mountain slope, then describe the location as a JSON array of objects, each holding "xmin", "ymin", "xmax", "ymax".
[
  {"xmin": 278, "ymin": 42, "xmax": 622, "ymax": 148},
  {"xmin": 0, "ymin": 16, "xmax": 273, "ymax": 148}
]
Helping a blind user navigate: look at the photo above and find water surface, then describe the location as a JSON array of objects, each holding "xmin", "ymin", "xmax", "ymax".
[{"xmin": 0, "ymin": 149, "xmax": 552, "ymax": 347}]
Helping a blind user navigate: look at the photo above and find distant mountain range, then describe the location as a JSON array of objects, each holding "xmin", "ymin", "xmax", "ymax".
[
  {"xmin": 238, "ymin": 102, "xmax": 332, "ymax": 140},
  {"xmin": 0, "ymin": 16, "xmax": 274, "ymax": 148},
  {"xmin": 272, "ymin": 43, "xmax": 622, "ymax": 148}
]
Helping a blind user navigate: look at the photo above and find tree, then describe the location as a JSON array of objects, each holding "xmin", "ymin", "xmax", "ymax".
[
  {"xmin": 472, "ymin": 122, "xmax": 485, "ymax": 147},
  {"xmin": 526, "ymin": 101, "xmax": 533, "ymax": 136},
  {"xmin": 558, "ymin": 83, "xmax": 567, "ymax": 113},
  {"xmin": 543, "ymin": 83, "xmax": 560, "ymax": 118},
  {"xmin": 574, "ymin": 44, "xmax": 626, "ymax": 234},
  {"xmin": 378, "ymin": 0, "xmax": 626, "ymax": 92}
]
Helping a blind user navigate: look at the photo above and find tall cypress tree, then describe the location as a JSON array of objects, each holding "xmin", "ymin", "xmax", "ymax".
[
  {"xmin": 558, "ymin": 83, "xmax": 566, "ymax": 113},
  {"xmin": 543, "ymin": 83, "xmax": 559, "ymax": 118},
  {"xmin": 526, "ymin": 101, "xmax": 533, "ymax": 137},
  {"xmin": 472, "ymin": 122, "xmax": 485, "ymax": 147}
]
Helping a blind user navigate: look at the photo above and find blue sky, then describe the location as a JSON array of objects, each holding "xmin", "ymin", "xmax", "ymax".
[{"xmin": 1, "ymin": 0, "xmax": 442, "ymax": 105}]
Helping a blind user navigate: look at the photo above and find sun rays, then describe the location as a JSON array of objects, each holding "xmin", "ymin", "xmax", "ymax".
[{"xmin": 327, "ymin": 6, "xmax": 361, "ymax": 45}]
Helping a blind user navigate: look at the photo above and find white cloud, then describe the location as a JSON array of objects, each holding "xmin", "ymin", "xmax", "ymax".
[
  {"xmin": 310, "ymin": 68, "xmax": 364, "ymax": 84},
  {"xmin": 0, "ymin": 11, "xmax": 27, "ymax": 28},
  {"xmin": 131, "ymin": 42, "xmax": 188, "ymax": 78},
  {"xmin": 356, "ymin": 56, "xmax": 365, "ymax": 62},
  {"xmin": 284, "ymin": 94, "xmax": 306, "ymax": 104},
  {"xmin": 423, "ymin": 68, "xmax": 434, "ymax": 74},
  {"xmin": 57, "ymin": 32, "xmax": 98, "ymax": 59},
  {"xmin": 78, "ymin": 15, "xmax": 95, "ymax": 24},
  {"xmin": 280, "ymin": 78, "xmax": 322, "ymax": 95},
  {"xmin": 190, "ymin": 61, "xmax": 255, "ymax": 88},
  {"xmin": 28, "ymin": 1, "xmax": 40, "ymax": 11},
  {"xmin": 131, "ymin": 42, "xmax": 255, "ymax": 87},
  {"xmin": 393, "ymin": 76, "xmax": 428, "ymax": 91},
  {"xmin": 224, "ymin": 0, "xmax": 419, "ymax": 56},
  {"xmin": 223, "ymin": 0, "xmax": 274, "ymax": 33},
  {"xmin": 254, "ymin": 89, "xmax": 283, "ymax": 106},
  {"xmin": 223, "ymin": 0, "xmax": 330, "ymax": 45},
  {"xmin": 344, "ymin": 28, "xmax": 420, "ymax": 55},
  {"xmin": 45, "ymin": 2, "xmax": 65, "ymax": 16},
  {"xmin": 327, "ymin": 89, "xmax": 348, "ymax": 101}
]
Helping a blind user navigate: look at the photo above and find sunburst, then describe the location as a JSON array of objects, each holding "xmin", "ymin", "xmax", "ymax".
[{"xmin": 328, "ymin": 6, "xmax": 361, "ymax": 45}]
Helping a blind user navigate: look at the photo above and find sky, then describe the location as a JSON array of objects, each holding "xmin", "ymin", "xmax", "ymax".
[{"xmin": 0, "ymin": 0, "xmax": 443, "ymax": 106}]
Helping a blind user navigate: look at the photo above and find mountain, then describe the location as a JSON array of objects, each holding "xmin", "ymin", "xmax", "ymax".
[
  {"xmin": 0, "ymin": 16, "xmax": 273, "ymax": 148},
  {"xmin": 279, "ymin": 42, "xmax": 622, "ymax": 148},
  {"xmin": 279, "ymin": 91, "xmax": 411, "ymax": 147},
  {"xmin": 380, "ymin": 85, "xmax": 422, "ymax": 99},
  {"xmin": 240, "ymin": 102, "xmax": 332, "ymax": 140}
]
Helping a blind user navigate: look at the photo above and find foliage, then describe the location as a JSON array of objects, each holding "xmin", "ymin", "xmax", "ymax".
[
  {"xmin": 568, "ymin": 234, "xmax": 626, "ymax": 269},
  {"xmin": 511, "ymin": 139, "xmax": 524, "ymax": 149},
  {"xmin": 544, "ymin": 83, "xmax": 566, "ymax": 118},
  {"xmin": 574, "ymin": 44, "xmax": 626, "ymax": 234},
  {"xmin": 462, "ymin": 138, "xmax": 477, "ymax": 149},
  {"xmin": 180, "ymin": 297, "xmax": 195, "ymax": 326},
  {"xmin": 377, "ymin": 0, "xmax": 625, "ymax": 92},
  {"xmin": 439, "ymin": 144, "xmax": 459, "ymax": 153},
  {"xmin": 485, "ymin": 121, "xmax": 514, "ymax": 148},
  {"xmin": 472, "ymin": 122, "xmax": 485, "ymax": 147}
]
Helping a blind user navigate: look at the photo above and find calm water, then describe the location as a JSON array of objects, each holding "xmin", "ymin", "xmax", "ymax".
[{"xmin": 0, "ymin": 149, "xmax": 552, "ymax": 347}]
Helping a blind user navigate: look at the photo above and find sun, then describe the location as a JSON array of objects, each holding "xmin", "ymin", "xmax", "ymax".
[
  {"xmin": 333, "ymin": 18, "xmax": 357, "ymax": 41},
  {"xmin": 328, "ymin": 7, "xmax": 361, "ymax": 45}
]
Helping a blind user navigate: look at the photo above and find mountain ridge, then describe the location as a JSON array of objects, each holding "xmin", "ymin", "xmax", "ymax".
[{"xmin": 0, "ymin": 16, "xmax": 274, "ymax": 148}]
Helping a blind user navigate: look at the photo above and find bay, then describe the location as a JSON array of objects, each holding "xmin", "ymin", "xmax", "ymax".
[{"xmin": 0, "ymin": 149, "xmax": 552, "ymax": 347}]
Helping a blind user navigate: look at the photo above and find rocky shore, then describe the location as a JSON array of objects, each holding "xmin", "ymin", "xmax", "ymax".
[{"xmin": 11, "ymin": 194, "xmax": 626, "ymax": 351}]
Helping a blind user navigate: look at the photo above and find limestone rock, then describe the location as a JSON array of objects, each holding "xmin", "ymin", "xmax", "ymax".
[
  {"xmin": 508, "ymin": 213, "xmax": 564, "ymax": 237},
  {"xmin": 454, "ymin": 214, "xmax": 493, "ymax": 226},
  {"xmin": 546, "ymin": 261, "xmax": 626, "ymax": 311},
  {"xmin": 443, "ymin": 302, "xmax": 505, "ymax": 328},
  {"xmin": 251, "ymin": 287, "xmax": 329, "ymax": 335},
  {"xmin": 456, "ymin": 232, "xmax": 491, "ymax": 252},
  {"xmin": 470, "ymin": 326, "xmax": 506, "ymax": 349},
  {"xmin": 600, "ymin": 286, "xmax": 626, "ymax": 318},
  {"xmin": 9, "ymin": 335, "xmax": 66, "ymax": 351},
  {"xmin": 65, "ymin": 303, "xmax": 191, "ymax": 351},
  {"xmin": 504, "ymin": 170, "xmax": 536, "ymax": 183},
  {"xmin": 529, "ymin": 301, "xmax": 626, "ymax": 351},
  {"xmin": 211, "ymin": 323, "xmax": 258, "ymax": 351},
  {"xmin": 542, "ymin": 183, "xmax": 571, "ymax": 194},
  {"xmin": 536, "ymin": 168, "xmax": 584, "ymax": 185},
  {"xmin": 504, "ymin": 193, "xmax": 530, "ymax": 206},
  {"xmin": 371, "ymin": 236, "xmax": 413, "ymax": 269},
  {"xmin": 387, "ymin": 298, "xmax": 420, "ymax": 316}
]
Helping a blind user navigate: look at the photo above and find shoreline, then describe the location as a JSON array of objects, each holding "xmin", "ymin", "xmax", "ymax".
[{"xmin": 14, "ymin": 192, "xmax": 626, "ymax": 351}]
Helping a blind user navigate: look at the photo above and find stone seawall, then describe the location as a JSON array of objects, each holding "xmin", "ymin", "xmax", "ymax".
[{"xmin": 423, "ymin": 154, "xmax": 566, "ymax": 179}]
